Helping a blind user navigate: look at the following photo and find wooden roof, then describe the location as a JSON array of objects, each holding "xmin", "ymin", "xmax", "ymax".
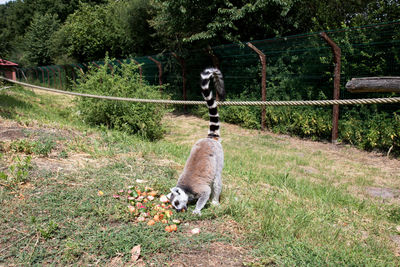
[{"xmin": 0, "ymin": 59, "xmax": 18, "ymax": 66}]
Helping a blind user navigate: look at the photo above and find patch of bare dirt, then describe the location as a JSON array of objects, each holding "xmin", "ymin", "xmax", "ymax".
[
  {"xmin": 162, "ymin": 219, "xmax": 256, "ymax": 267},
  {"xmin": 391, "ymin": 234, "xmax": 400, "ymax": 257},
  {"xmin": 0, "ymin": 126, "xmax": 26, "ymax": 141},
  {"xmin": 366, "ymin": 187, "xmax": 400, "ymax": 200},
  {"xmin": 32, "ymin": 153, "xmax": 94, "ymax": 174},
  {"xmin": 167, "ymin": 242, "xmax": 249, "ymax": 267}
]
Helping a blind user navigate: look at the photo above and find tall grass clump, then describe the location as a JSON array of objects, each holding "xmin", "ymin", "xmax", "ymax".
[{"xmin": 75, "ymin": 56, "xmax": 169, "ymax": 140}]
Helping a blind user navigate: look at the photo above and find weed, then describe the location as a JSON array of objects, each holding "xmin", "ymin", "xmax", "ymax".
[
  {"xmin": 37, "ymin": 220, "xmax": 59, "ymax": 240},
  {"xmin": 9, "ymin": 137, "xmax": 56, "ymax": 157},
  {"xmin": 0, "ymin": 155, "xmax": 32, "ymax": 188},
  {"xmin": 10, "ymin": 139, "xmax": 35, "ymax": 154},
  {"xmin": 33, "ymin": 137, "xmax": 56, "ymax": 156},
  {"xmin": 58, "ymin": 149, "xmax": 68, "ymax": 159},
  {"xmin": 388, "ymin": 207, "xmax": 400, "ymax": 223}
]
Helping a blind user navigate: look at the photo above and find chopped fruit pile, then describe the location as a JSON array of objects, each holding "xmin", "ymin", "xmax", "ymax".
[{"xmin": 104, "ymin": 186, "xmax": 182, "ymax": 232}]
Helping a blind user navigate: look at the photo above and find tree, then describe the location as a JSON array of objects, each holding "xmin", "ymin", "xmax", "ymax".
[
  {"xmin": 23, "ymin": 13, "xmax": 60, "ymax": 66},
  {"xmin": 149, "ymin": 0, "xmax": 315, "ymax": 51},
  {"xmin": 116, "ymin": 0, "xmax": 157, "ymax": 56},
  {"xmin": 52, "ymin": 3, "xmax": 121, "ymax": 62}
]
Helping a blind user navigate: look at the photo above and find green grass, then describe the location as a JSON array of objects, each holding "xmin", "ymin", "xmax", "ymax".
[{"xmin": 1, "ymin": 86, "xmax": 399, "ymax": 265}]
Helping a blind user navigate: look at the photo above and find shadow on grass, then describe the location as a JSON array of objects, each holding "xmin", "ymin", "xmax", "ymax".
[{"xmin": 0, "ymin": 93, "xmax": 33, "ymax": 119}]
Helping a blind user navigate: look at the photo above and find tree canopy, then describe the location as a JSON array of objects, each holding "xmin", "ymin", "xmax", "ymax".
[{"xmin": 0, "ymin": 0, "xmax": 399, "ymax": 65}]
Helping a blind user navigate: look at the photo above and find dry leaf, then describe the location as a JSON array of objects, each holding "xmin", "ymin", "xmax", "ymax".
[
  {"xmin": 131, "ymin": 245, "xmax": 141, "ymax": 262},
  {"xmin": 109, "ymin": 256, "xmax": 123, "ymax": 267}
]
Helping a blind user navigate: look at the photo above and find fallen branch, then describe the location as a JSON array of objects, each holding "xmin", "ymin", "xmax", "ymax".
[{"xmin": 346, "ymin": 77, "xmax": 400, "ymax": 93}]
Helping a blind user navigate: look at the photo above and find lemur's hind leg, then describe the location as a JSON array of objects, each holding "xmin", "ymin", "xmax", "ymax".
[
  {"xmin": 211, "ymin": 172, "xmax": 222, "ymax": 206},
  {"xmin": 193, "ymin": 187, "xmax": 211, "ymax": 215}
]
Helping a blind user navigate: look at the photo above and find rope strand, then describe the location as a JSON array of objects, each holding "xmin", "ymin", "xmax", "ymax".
[{"xmin": 2, "ymin": 77, "xmax": 400, "ymax": 106}]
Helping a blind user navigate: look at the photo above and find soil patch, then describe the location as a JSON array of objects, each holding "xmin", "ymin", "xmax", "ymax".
[
  {"xmin": 0, "ymin": 126, "xmax": 26, "ymax": 141},
  {"xmin": 162, "ymin": 219, "xmax": 255, "ymax": 266},
  {"xmin": 167, "ymin": 241, "xmax": 250, "ymax": 267},
  {"xmin": 366, "ymin": 187, "xmax": 400, "ymax": 199}
]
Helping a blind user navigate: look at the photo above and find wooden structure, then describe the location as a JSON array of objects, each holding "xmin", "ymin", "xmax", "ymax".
[
  {"xmin": 0, "ymin": 59, "xmax": 18, "ymax": 81},
  {"xmin": 346, "ymin": 77, "xmax": 400, "ymax": 93}
]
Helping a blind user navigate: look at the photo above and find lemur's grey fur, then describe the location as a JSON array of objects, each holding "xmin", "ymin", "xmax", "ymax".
[{"xmin": 167, "ymin": 68, "xmax": 225, "ymax": 215}]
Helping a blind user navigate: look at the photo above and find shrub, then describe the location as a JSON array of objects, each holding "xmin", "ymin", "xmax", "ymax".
[
  {"xmin": 263, "ymin": 106, "xmax": 332, "ymax": 140},
  {"xmin": 75, "ymin": 57, "xmax": 170, "ymax": 140},
  {"xmin": 340, "ymin": 108, "xmax": 400, "ymax": 154}
]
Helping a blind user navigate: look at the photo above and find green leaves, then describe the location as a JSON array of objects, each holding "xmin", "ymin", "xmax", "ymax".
[
  {"xmin": 75, "ymin": 56, "xmax": 170, "ymax": 140},
  {"xmin": 23, "ymin": 13, "xmax": 60, "ymax": 66}
]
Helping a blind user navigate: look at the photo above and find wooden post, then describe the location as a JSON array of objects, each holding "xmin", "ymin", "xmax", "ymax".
[
  {"xmin": 172, "ymin": 52, "xmax": 187, "ymax": 112},
  {"xmin": 148, "ymin": 56, "xmax": 163, "ymax": 91},
  {"xmin": 320, "ymin": 32, "xmax": 341, "ymax": 144},
  {"xmin": 346, "ymin": 77, "xmax": 400, "ymax": 93},
  {"xmin": 247, "ymin": 42, "xmax": 267, "ymax": 131}
]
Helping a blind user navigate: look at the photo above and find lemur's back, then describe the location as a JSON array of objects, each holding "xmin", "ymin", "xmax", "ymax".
[{"xmin": 177, "ymin": 138, "xmax": 223, "ymax": 196}]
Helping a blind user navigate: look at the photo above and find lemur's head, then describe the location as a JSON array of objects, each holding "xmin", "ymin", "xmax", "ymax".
[{"xmin": 167, "ymin": 187, "xmax": 188, "ymax": 212}]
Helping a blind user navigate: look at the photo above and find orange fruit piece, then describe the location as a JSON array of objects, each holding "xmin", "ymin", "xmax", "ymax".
[
  {"xmin": 165, "ymin": 225, "xmax": 172, "ymax": 232},
  {"xmin": 169, "ymin": 224, "xmax": 177, "ymax": 232},
  {"xmin": 149, "ymin": 191, "xmax": 158, "ymax": 197},
  {"xmin": 161, "ymin": 219, "xmax": 168, "ymax": 224},
  {"xmin": 153, "ymin": 215, "xmax": 160, "ymax": 222},
  {"xmin": 147, "ymin": 220, "xmax": 156, "ymax": 226}
]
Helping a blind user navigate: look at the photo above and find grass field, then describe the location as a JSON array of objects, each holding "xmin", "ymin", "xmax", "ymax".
[{"xmin": 1, "ymin": 86, "xmax": 400, "ymax": 266}]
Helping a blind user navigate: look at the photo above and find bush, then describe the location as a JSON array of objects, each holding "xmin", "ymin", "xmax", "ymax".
[
  {"xmin": 340, "ymin": 108, "xmax": 400, "ymax": 154},
  {"xmin": 75, "ymin": 56, "xmax": 169, "ymax": 140},
  {"xmin": 265, "ymin": 106, "xmax": 332, "ymax": 140}
]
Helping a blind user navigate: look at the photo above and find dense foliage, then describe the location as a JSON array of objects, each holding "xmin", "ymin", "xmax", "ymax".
[
  {"xmin": 75, "ymin": 57, "xmax": 169, "ymax": 140},
  {"xmin": 2, "ymin": 0, "xmax": 399, "ymax": 64},
  {"xmin": 0, "ymin": 0, "xmax": 399, "ymax": 153}
]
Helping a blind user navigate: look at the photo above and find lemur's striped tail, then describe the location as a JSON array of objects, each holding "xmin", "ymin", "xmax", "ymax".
[{"xmin": 200, "ymin": 68, "xmax": 225, "ymax": 138}]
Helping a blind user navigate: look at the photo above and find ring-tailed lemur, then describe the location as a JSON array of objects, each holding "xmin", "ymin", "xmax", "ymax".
[{"xmin": 167, "ymin": 67, "xmax": 225, "ymax": 215}]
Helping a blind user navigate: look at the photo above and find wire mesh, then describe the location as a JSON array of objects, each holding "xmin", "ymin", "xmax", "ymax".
[{"xmin": 14, "ymin": 21, "xmax": 400, "ymax": 109}]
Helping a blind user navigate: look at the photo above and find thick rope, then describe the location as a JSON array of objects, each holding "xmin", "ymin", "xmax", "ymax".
[{"xmin": 2, "ymin": 76, "xmax": 400, "ymax": 106}]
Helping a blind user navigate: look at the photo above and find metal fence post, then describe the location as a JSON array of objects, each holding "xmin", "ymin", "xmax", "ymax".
[
  {"xmin": 320, "ymin": 32, "xmax": 341, "ymax": 144},
  {"xmin": 38, "ymin": 67, "xmax": 45, "ymax": 85},
  {"xmin": 58, "ymin": 66, "xmax": 64, "ymax": 89},
  {"xmin": 49, "ymin": 66, "xmax": 58, "ymax": 88},
  {"xmin": 132, "ymin": 59, "xmax": 143, "ymax": 83},
  {"xmin": 247, "ymin": 42, "xmax": 267, "ymax": 131},
  {"xmin": 148, "ymin": 56, "xmax": 163, "ymax": 91}
]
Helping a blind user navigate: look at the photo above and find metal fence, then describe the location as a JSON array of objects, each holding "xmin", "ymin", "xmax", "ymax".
[{"xmin": 13, "ymin": 20, "xmax": 400, "ymax": 142}]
